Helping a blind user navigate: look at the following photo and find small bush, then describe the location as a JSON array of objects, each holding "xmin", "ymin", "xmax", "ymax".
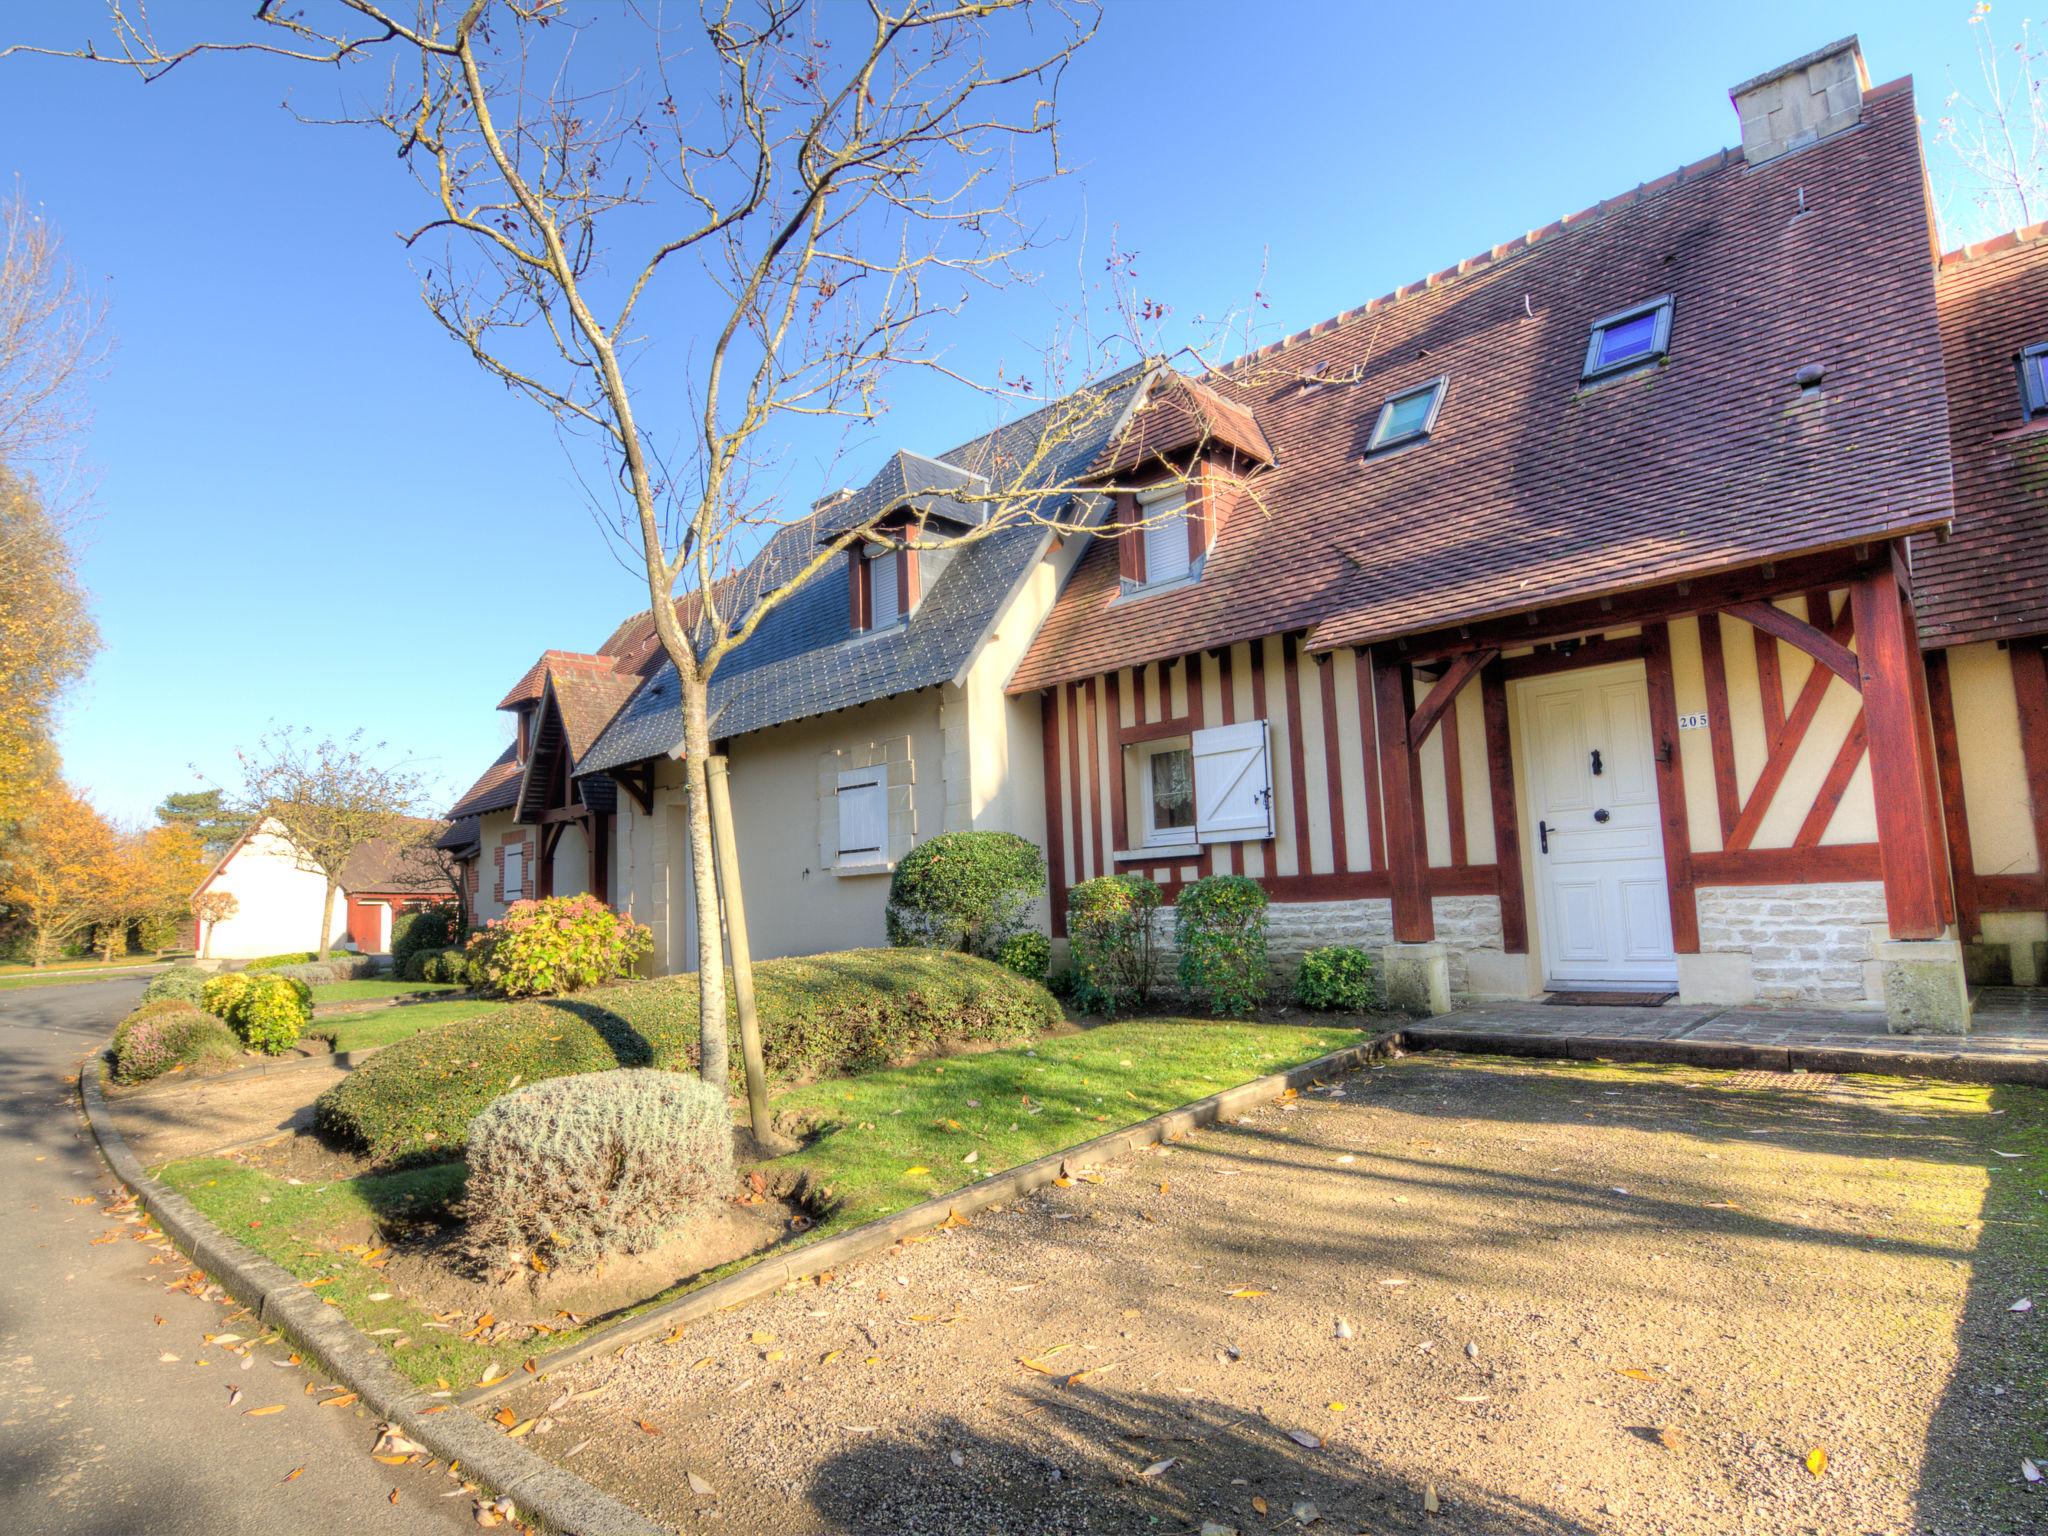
[
  {"xmin": 200, "ymin": 971, "xmax": 254, "ymax": 1020},
  {"xmin": 245, "ymin": 952, "xmax": 319, "ymax": 971},
  {"xmin": 112, "ymin": 1003, "xmax": 241, "ymax": 1083},
  {"xmin": 142, "ymin": 965, "xmax": 211, "ymax": 1005},
  {"xmin": 401, "ymin": 952, "xmax": 431, "ymax": 982},
  {"xmin": 1173, "ymin": 875, "xmax": 1270, "ymax": 1016},
  {"xmin": 461, "ymin": 1069, "xmax": 732, "ymax": 1271},
  {"xmin": 885, "ymin": 832, "xmax": 1046, "ymax": 957},
  {"xmin": 1293, "ymin": 946, "xmax": 1380, "ymax": 1012},
  {"xmin": 1066, "ymin": 874, "xmax": 1160, "ymax": 1016},
  {"xmin": 317, "ymin": 949, "xmax": 1059, "ymax": 1161},
  {"xmin": 466, "ymin": 895, "xmax": 652, "ymax": 998},
  {"xmin": 271, "ymin": 955, "xmax": 376, "ymax": 986},
  {"xmin": 391, "ymin": 901, "xmax": 462, "ymax": 973},
  {"xmin": 232, "ymin": 974, "xmax": 312, "ymax": 1055},
  {"xmin": 992, "ymin": 929, "xmax": 1051, "ymax": 982},
  {"xmin": 423, "ymin": 949, "xmax": 470, "ymax": 985},
  {"xmin": 1045, "ymin": 965, "xmax": 1080, "ymax": 1003}
]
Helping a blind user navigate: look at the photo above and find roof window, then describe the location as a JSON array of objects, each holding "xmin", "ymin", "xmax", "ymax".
[
  {"xmin": 1366, "ymin": 376, "xmax": 1448, "ymax": 454},
  {"xmin": 2020, "ymin": 342, "xmax": 2048, "ymax": 418},
  {"xmin": 1582, "ymin": 295, "xmax": 1673, "ymax": 382}
]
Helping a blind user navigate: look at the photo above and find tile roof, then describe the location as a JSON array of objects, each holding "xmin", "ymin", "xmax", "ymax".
[
  {"xmin": 1913, "ymin": 221, "xmax": 2048, "ymax": 649},
  {"xmin": 338, "ymin": 822, "xmax": 457, "ymax": 894},
  {"xmin": 577, "ymin": 367, "xmax": 1148, "ymax": 778},
  {"xmin": 1011, "ymin": 80, "xmax": 1955, "ymax": 688},
  {"xmin": 447, "ymin": 743, "xmax": 520, "ymax": 820},
  {"xmin": 1090, "ymin": 373, "xmax": 1274, "ymax": 478}
]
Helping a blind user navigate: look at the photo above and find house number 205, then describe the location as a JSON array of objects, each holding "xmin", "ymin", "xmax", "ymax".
[{"xmin": 1676, "ymin": 712, "xmax": 1710, "ymax": 730}]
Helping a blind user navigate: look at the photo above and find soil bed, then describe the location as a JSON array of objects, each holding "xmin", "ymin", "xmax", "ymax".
[{"xmin": 493, "ymin": 1055, "xmax": 2048, "ymax": 1536}]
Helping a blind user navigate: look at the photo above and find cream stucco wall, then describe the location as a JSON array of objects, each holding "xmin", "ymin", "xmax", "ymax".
[
  {"xmin": 199, "ymin": 823, "xmax": 351, "ymax": 959},
  {"xmin": 1948, "ymin": 640, "xmax": 2039, "ymax": 877}
]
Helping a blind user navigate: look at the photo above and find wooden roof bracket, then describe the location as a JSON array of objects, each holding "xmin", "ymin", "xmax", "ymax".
[
  {"xmin": 1725, "ymin": 600, "xmax": 1862, "ymax": 691},
  {"xmin": 1409, "ymin": 647, "xmax": 1498, "ymax": 745}
]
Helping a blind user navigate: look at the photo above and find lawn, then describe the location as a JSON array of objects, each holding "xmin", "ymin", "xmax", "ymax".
[
  {"xmin": 311, "ymin": 997, "xmax": 507, "ymax": 1054},
  {"xmin": 0, "ymin": 952, "xmax": 183, "ymax": 977},
  {"xmin": 0, "ymin": 966, "xmax": 165, "ymax": 992},
  {"xmin": 310, "ymin": 979, "xmax": 462, "ymax": 1004},
  {"xmin": 159, "ymin": 1016, "xmax": 1368, "ymax": 1389}
]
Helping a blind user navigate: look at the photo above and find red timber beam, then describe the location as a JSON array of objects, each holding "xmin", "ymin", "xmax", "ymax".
[
  {"xmin": 1849, "ymin": 555, "xmax": 1946, "ymax": 940},
  {"xmin": 1725, "ymin": 600, "xmax": 1861, "ymax": 690},
  {"xmin": 1371, "ymin": 648, "xmax": 1433, "ymax": 942},
  {"xmin": 1642, "ymin": 623, "xmax": 1700, "ymax": 952},
  {"xmin": 1922, "ymin": 649, "xmax": 1980, "ymax": 942},
  {"xmin": 1725, "ymin": 599, "xmax": 1858, "ymax": 850},
  {"xmin": 1408, "ymin": 648, "xmax": 1495, "ymax": 745},
  {"xmin": 1040, "ymin": 688, "xmax": 1067, "ymax": 938},
  {"xmin": 1479, "ymin": 657, "xmax": 1528, "ymax": 953}
]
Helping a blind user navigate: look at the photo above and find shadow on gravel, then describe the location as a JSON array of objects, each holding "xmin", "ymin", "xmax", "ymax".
[{"xmin": 806, "ymin": 1385, "xmax": 1600, "ymax": 1536}]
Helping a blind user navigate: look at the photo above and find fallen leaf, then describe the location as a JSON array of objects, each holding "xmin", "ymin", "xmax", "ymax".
[
  {"xmin": 1140, "ymin": 1458, "xmax": 1176, "ymax": 1477},
  {"xmin": 750, "ymin": 1331, "xmax": 775, "ymax": 1345},
  {"xmin": 2010, "ymin": 1297, "xmax": 2034, "ymax": 1313},
  {"xmin": 1286, "ymin": 1429, "xmax": 1321, "ymax": 1449},
  {"xmin": 281, "ymin": 1466, "xmax": 303, "ymax": 1483},
  {"xmin": 247, "ymin": 1405, "xmax": 285, "ymax": 1417},
  {"xmin": 2022, "ymin": 1457, "xmax": 2041, "ymax": 1483},
  {"xmin": 319, "ymin": 1392, "xmax": 358, "ymax": 1409},
  {"xmin": 1327, "ymin": 1401, "xmax": 1346, "ymax": 1412},
  {"xmin": 637, "ymin": 1420, "xmax": 662, "ymax": 1435},
  {"xmin": 1226, "ymin": 1288, "xmax": 1268, "ymax": 1299},
  {"xmin": 494, "ymin": 1408, "xmax": 518, "ymax": 1428},
  {"xmin": 1617, "ymin": 1368, "xmax": 1662, "ymax": 1383},
  {"xmin": 902, "ymin": 1166, "xmax": 930, "ymax": 1177},
  {"xmin": 1805, "ymin": 1447, "xmax": 1828, "ymax": 1478},
  {"xmin": 687, "ymin": 1471, "xmax": 715, "ymax": 1497},
  {"xmin": 1423, "ymin": 1483, "xmax": 1440, "ymax": 1513},
  {"xmin": 1252, "ymin": 1495, "xmax": 1269, "ymax": 1515}
]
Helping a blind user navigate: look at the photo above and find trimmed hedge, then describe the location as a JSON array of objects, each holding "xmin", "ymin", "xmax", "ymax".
[
  {"xmin": 111, "ymin": 1002, "xmax": 241, "ymax": 1083},
  {"xmin": 141, "ymin": 965, "xmax": 211, "ymax": 1005},
  {"xmin": 270, "ymin": 955, "xmax": 376, "ymax": 986},
  {"xmin": 1173, "ymin": 875, "xmax": 1270, "ymax": 1016},
  {"xmin": 244, "ymin": 952, "xmax": 320, "ymax": 971},
  {"xmin": 315, "ymin": 949, "xmax": 1059, "ymax": 1161},
  {"xmin": 390, "ymin": 901, "xmax": 462, "ymax": 978},
  {"xmin": 885, "ymin": 831, "xmax": 1045, "ymax": 956},
  {"xmin": 1294, "ymin": 945, "xmax": 1379, "ymax": 1012},
  {"xmin": 1067, "ymin": 874, "xmax": 1160, "ymax": 1016}
]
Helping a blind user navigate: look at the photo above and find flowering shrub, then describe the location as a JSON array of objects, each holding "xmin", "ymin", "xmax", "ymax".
[
  {"xmin": 1293, "ymin": 945, "xmax": 1379, "ymax": 1012},
  {"xmin": 1173, "ymin": 875, "xmax": 1270, "ymax": 1016},
  {"xmin": 1066, "ymin": 874, "xmax": 1161, "ymax": 1016},
  {"xmin": 112, "ymin": 1003, "xmax": 241, "ymax": 1083},
  {"xmin": 465, "ymin": 895, "xmax": 653, "ymax": 999}
]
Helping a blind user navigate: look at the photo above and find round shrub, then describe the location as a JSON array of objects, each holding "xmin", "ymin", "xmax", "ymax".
[
  {"xmin": 200, "ymin": 971, "xmax": 254, "ymax": 1020},
  {"xmin": 885, "ymin": 832, "xmax": 1046, "ymax": 957},
  {"xmin": 401, "ymin": 951, "xmax": 432, "ymax": 982},
  {"xmin": 466, "ymin": 895, "xmax": 653, "ymax": 999},
  {"xmin": 112, "ymin": 1003, "xmax": 241, "ymax": 1083},
  {"xmin": 316, "ymin": 949, "xmax": 1059, "ymax": 1161},
  {"xmin": 992, "ymin": 929, "xmax": 1051, "ymax": 982},
  {"xmin": 232, "ymin": 974, "xmax": 312, "ymax": 1055},
  {"xmin": 1173, "ymin": 875, "xmax": 1270, "ymax": 1016},
  {"xmin": 1066, "ymin": 874, "xmax": 1161, "ymax": 1016},
  {"xmin": 424, "ymin": 949, "xmax": 471, "ymax": 985},
  {"xmin": 1294, "ymin": 945, "xmax": 1379, "ymax": 1012},
  {"xmin": 462, "ymin": 1069, "xmax": 733, "ymax": 1272},
  {"xmin": 142, "ymin": 965, "xmax": 211, "ymax": 1005},
  {"xmin": 391, "ymin": 901, "xmax": 461, "ymax": 975}
]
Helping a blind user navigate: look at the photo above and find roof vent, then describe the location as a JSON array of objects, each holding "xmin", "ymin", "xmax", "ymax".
[
  {"xmin": 1794, "ymin": 363, "xmax": 1826, "ymax": 392},
  {"xmin": 1730, "ymin": 37, "xmax": 1868, "ymax": 167}
]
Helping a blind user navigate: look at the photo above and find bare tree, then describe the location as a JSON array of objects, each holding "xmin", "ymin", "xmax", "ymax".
[
  {"xmin": 0, "ymin": 184, "xmax": 111, "ymax": 482},
  {"xmin": 8, "ymin": 3, "xmax": 1258, "ymax": 1132},
  {"xmin": 232, "ymin": 726, "xmax": 434, "ymax": 959},
  {"xmin": 1931, "ymin": 7, "xmax": 2048, "ymax": 245}
]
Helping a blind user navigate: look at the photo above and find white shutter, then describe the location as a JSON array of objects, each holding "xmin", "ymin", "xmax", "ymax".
[
  {"xmin": 1141, "ymin": 491, "xmax": 1191, "ymax": 585},
  {"xmin": 503, "ymin": 845, "xmax": 524, "ymax": 900},
  {"xmin": 867, "ymin": 548, "xmax": 898, "ymax": 626},
  {"xmin": 836, "ymin": 768, "xmax": 886, "ymax": 863},
  {"xmin": 1191, "ymin": 720, "xmax": 1274, "ymax": 844}
]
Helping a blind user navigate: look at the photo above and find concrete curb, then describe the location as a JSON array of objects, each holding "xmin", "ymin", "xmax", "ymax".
[
  {"xmin": 458, "ymin": 1029, "xmax": 1409, "ymax": 1410},
  {"xmin": 77, "ymin": 1047, "xmax": 669, "ymax": 1536},
  {"xmin": 1401, "ymin": 1025, "xmax": 2048, "ymax": 1085}
]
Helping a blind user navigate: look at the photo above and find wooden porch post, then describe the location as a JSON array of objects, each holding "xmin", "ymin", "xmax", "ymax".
[
  {"xmin": 1479, "ymin": 658, "xmax": 1528, "ymax": 954},
  {"xmin": 1371, "ymin": 649, "xmax": 1433, "ymax": 943},
  {"xmin": 1849, "ymin": 558, "xmax": 1947, "ymax": 940}
]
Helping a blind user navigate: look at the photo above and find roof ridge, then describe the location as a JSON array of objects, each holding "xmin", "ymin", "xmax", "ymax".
[
  {"xmin": 1939, "ymin": 216, "xmax": 2048, "ymax": 269},
  {"xmin": 1232, "ymin": 143, "xmax": 1746, "ymax": 372}
]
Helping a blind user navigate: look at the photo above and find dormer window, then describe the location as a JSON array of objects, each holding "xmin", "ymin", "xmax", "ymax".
[
  {"xmin": 1119, "ymin": 480, "xmax": 1201, "ymax": 595},
  {"xmin": 2020, "ymin": 342, "xmax": 2048, "ymax": 417},
  {"xmin": 1582, "ymin": 295, "xmax": 1673, "ymax": 382},
  {"xmin": 1367, "ymin": 376, "xmax": 1448, "ymax": 454},
  {"xmin": 848, "ymin": 538, "xmax": 916, "ymax": 633}
]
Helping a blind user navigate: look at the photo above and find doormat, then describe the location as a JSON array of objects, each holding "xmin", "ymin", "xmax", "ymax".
[{"xmin": 1543, "ymin": 990, "xmax": 1677, "ymax": 1007}]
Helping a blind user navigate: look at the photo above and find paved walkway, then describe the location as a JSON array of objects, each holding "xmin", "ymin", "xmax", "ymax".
[
  {"xmin": 0, "ymin": 977, "xmax": 470, "ymax": 1535},
  {"xmin": 1409, "ymin": 987, "xmax": 2048, "ymax": 1080}
]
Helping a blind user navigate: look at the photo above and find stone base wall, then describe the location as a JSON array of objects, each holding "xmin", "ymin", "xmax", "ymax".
[{"xmin": 1695, "ymin": 881, "xmax": 1888, "ymax": 1004}]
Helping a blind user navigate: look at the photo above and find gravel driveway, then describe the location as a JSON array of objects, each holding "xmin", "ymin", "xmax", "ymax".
[{"xmin": 499, "ymin": 1055, "xmax": 2047, "ymax": 1535}]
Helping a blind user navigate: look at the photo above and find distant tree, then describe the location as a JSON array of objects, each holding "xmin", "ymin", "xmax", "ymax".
[
  {"xmin": 1931, "ymin": 7, "xmax": 2048, "ymax": 245},
  {"xmin": 89, "ymin": 831, "xmax": 156, "ymax": 961},
  {"xmin": 0, "ymin": 183, "xmax": 109, "ymax": 478},
  {"xmin": 0, "ymin": 466, "xmax": 97, "ymax": 826},
  {"xmin": 190, "ymin": 888, "xmax": 237, "ymax": 960},
  {"xmin": 0, "ymin": 779, "xmax": 115, "ymax": 966},
  {"xmin": 231, "ymin": 727, "xmax": 432, "ymax": 960},
  {"xmin": 135, "ymin": 822, "xmax": 208, "ymax": 953},
  {"xmin": 153, "ymin": 788, "xmax": 240, "ymax": 861}
]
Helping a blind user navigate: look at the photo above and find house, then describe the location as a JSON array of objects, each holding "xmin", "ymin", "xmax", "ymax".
[
  {"xmin": 444, "ymin": 36, "xmax": 2048, "ymax": 1034},
  {"xmin": 192, "ymin": 817, "xmax": 455, "ymax": 958}
]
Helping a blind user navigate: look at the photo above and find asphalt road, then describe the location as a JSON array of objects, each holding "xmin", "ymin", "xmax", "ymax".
[{"xmin": 0, "ymin": 976, "xmax": 474, "ymax": 1534}]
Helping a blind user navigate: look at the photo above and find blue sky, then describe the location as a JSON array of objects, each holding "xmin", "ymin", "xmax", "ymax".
[{"xmin": 0, "ymin": 1, "xmax": 2003, "ymax": 824}]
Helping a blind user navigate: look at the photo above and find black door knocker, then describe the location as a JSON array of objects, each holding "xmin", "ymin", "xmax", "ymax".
[{"xmin": 1590, "ymin": 748, "xmax": 1604, "ymax": 777}]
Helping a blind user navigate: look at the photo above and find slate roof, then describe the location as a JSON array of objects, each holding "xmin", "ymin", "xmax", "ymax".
[
  {"xmin": 816, "ymin": 450, "xmax": 991, "ymax": 539},
  {"xmin": 578, "ymin": 367, "xmax": 1148, "ymax": 778},
  {"xmin": 1012, "ymin": 79, "xmax": 1956, "ymax": 687},
  {"xmin": 1913, "ymin": 221, "xmax": 2048, "ymax": 649}
]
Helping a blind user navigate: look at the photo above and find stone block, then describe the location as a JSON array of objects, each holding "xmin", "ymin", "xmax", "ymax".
[
  {"xmin": 1381, "ymin": 942, "xmax": 1452, "ymax": 1017},
  {"xmin": 1677, "ymin": 951, "xmax": 1756, "ymax": 1006},
  {"xmin": 1462, "ymin": 948, "xmax": 1541, "ymax": 1001},
  {"xmin": 1879, "ymin": 939, "xmax": 1973, "ymax": 1036},
  {"xmin": 1963, "ymin": 942, "xmax": 2015, "ymax": 988}
]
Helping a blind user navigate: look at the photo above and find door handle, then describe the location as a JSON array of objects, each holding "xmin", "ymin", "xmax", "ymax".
[
  {"xmin": 1538, "ymin": 819, "xmax": 1548, "ymax": 854},
  {"xmin": 1594, "ymin": 808, "xmax": 1611, "ymax": 824}
]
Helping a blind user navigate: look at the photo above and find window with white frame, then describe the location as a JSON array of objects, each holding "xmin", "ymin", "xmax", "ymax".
[
  {"xmin": 1122, "ymin": 720, "xmax": 1273, "ymax": 851},
  {"xmin": 1124, "ymin": 482, "xmax": 1194, "ymax": 593},
  {"xmin": 836, "ymin": 766, "xmax": 887, "ymax": 866},
  {"xmin": 1581, "ymin": 295, "xmax": 1673, "ymax": 382}
]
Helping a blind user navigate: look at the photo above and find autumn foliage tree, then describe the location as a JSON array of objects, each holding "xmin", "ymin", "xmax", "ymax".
[
  {"xmin": 0, "ymin": 778, "xmax": 115, "ymax": 965},
  {"xmin": 190, "ymin": 888, "xmax": 238, "ymax": 960},
  {"xmin": 0, "ymin": 465, "xmax": 96, "ymax": 825}
]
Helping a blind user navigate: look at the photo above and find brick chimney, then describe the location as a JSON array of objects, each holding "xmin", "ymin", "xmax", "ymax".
[{"xmin": 1730, "ymin": 37, "xmax": 1870, "ymax": 167}]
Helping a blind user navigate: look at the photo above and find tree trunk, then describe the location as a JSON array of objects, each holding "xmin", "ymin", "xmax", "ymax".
[
  {"xmin": 680, "ymin": 678, "xmax": 729, "ymax": 1093},
  {"xmin": 317, "ymin": 879, "xmax": 338, "ymax": 961},
  {"xmin": 706, "ymin": 754, "xmax": 774, "ymax": 1144},
  {"xmin": 201, "ymin": 922, "xmax": 213, "ymax": 960}
]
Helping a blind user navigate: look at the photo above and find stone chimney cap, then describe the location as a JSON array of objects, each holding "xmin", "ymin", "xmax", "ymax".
[{"xmin": 1731, "ymin": 37, "xmax": 1870, "ymax": 167}]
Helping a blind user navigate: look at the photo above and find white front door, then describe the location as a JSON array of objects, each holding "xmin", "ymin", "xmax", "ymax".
[{"xmin": 1515, "ymin": 661, "xmax": 1677, "ymax": 988}]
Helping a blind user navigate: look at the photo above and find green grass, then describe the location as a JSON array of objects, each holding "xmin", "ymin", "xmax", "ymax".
[
  {"xmin": 0, "ymin": 967, "xmax": 163, "ymax": 992},
  {"xmin": 160, "ymin": 1014, "xmax": 1369, "ymax": 1389},
  {"xmin": 0, "ymin": 952, "xmax": 184, "ymax": 976},
  {"xmin": 312, "ymin": 998, "xmax": 507, "ymax": 1054},
  {"xmin": 310, "ymin": 980, "xmax": 461, "ymax": 1004},
  {"xmin": 771, "ymin": 1018, "xmax": 1369, "ymax": 1236}
]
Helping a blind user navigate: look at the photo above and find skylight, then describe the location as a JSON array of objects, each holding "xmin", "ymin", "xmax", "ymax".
[
  {"xmin": 2021, "ymin": 342, "xmax": 2048, "ymax": 418},
  {"xmin": 1366, "ymin": 376, "xmax": 1448, "ymax": 454},
  {"xmin": 1582, "ymin": 295, "xmax": 1674, "ymax": 382}
]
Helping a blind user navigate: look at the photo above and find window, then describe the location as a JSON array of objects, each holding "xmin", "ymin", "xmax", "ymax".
[
  {"xmin": 1367, "ymin": 376, "xmax": 1448, "ymax": 453},
  {"xmin": 502, "ymin": 844, "xmax": 524, "ymax": 901},
  {"xmin": 1582, "ymin": 295, "xmax": 1674, "ymax": 382},
  {"xmin": 836, "ymin": 767, "xmax": 886, "ymax": 866},
  {"xmin": 2020, "ymin": 342, "xmax": 2048, "ymax": 417},
  {"xmin": 867, "ymin": 545, "xmax": 901, "ymax": 627},
  {"xmin": 1124, "ymin": 483, "xmax": 1193, "ymax": 593},
  {"xmin": 1136, "ymin": 739, "xmax": 1196, "ymax": 846}
]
